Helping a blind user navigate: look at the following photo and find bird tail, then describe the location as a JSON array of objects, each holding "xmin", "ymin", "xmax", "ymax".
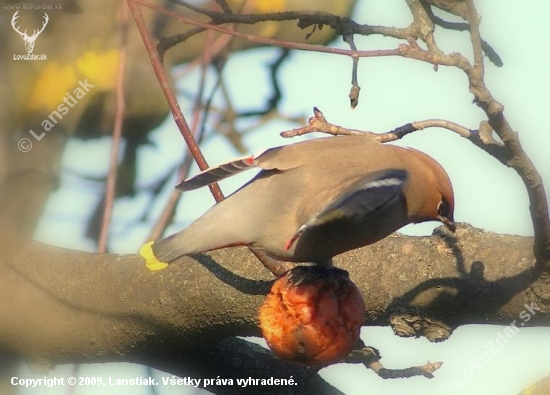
[
  {"xmin": 140, "ymin": 231, "xmax": 195, "ymax": 271},
  {"xmin": 139, "ymin": 194, "xmax": 255, "ymax": 271}
]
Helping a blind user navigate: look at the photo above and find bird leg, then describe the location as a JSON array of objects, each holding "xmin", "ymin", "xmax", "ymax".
[{"xmin": 286, "ymin": 264, "xmax": 345, "ymax": 286}]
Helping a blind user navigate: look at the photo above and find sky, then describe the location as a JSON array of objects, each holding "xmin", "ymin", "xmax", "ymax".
[{"xmin": 13, "ymin": 0, "xmax": 550, "ymax": 394}]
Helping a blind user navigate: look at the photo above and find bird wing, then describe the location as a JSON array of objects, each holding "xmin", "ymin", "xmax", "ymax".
[{"xmin": 285, "ymin": 169, "xmax": 408, "ymax": 250}]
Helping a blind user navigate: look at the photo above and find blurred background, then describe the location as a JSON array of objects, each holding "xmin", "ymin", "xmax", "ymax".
[{"xmin": 1, "ymin": 0, "xmax": 549, "ymax": 394}]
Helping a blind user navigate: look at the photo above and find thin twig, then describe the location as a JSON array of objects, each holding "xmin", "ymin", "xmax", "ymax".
[
  {"xmin": 281, "ymin": 107, "xmax": 478, "ymax": 142},
  {"xmin": 98, "ymin": 1, "xmax": 130, "ymax": 253},
  {"xmin": 345, "ymin": 344, "xmax": 443, "ymax": 379},
  {"xmin": 466, "ymin": 0, "xmax": 484, "ymax": 78},
  {"xmin": 147, "ymin": 32, "xmax": 217, "ymax": 241},
  {"xmin": 127, "ymin": 0, "xmax": 224, "ymax": 203},
  {"xmin": 405, "ymin": 0, "xmax": 438, "ymax": 53},
  {"xmin": 343, "ymin": 34, "xmax": 360, "ymax": 109},
  {"xmin": 84, "ymin": 4, "xmax": 130, "ymax": 395},
  {"xmin": 281, "ymin": 107, "xmax": 374, "ymax": 138},
  {"xmin": 157, "ymin": 0, "xmax": 479, "ymax": 76},
  {"xmin": 237, "ymin": 48, "xmax": 289, "ymax": 118},
  {"xmin": 137, "ymin": 0, "xmax": 401, "ymax": 59},
  {"xmin": 214, "ymin": 0, "xmax": 233, "ymax": 14},
  {"xmin": 170, "ymin": 0, "xmax": 419, "ymax": 44},
  {"xmin": 425, "ymin": 9, "xmax": 503, "ymax": 66},
  {"xmin": 65, "ymin": 364, "xmax": 80, "ymax": 395}
]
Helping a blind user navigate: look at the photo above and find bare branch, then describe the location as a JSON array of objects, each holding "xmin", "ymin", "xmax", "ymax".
[
  {"xmin": 462, "ymin": 0, "xmax": 550, "ymax": 264},
  {"xmin": 281, "ymin": 108, "xmax": 503, "ymax": 153},
  {"xmin": 128, "ymin": 0, "xmax": 225, "ymax": 203},
  {"xmin": 405, "ymin": 0, "xmax": 439, "ymax": 52},
  {"xmin": 420, "ymin": 0, "xmax": 503, "ymax": 66},
  {"xmin": 346, "ymin": 344, "xmax": 443, "ymax": 379},
  {"xmin": 214, "ymin": 0, "xmax": 233, "ymax": 15},
  {"xmin": 98, "ymin": 3, "xmax": 130, "ymax": 253},
  {"xmin": 280, "ymin": 107, "xmax": 374, "ymax": 138},
  {"xmin": 343, "ymin": 34, "xmax": 360, "ymax": 109}
]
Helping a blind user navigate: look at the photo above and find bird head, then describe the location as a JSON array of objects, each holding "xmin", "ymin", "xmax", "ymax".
[
  {"xmin": 430, "ymin": 160, "xmax": 455, "ymax": 232},
  {"xmin": 406, "ymin": 148, "xmax": 455, "ymax": 231},
  {"xmin": 436, "ymin": 195, "xmax": 455, "ymax": 232}
]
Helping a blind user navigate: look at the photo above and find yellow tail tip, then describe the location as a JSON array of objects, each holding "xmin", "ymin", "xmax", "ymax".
[{"xmin": 140, "ymin": 241, "xmax": 169, "ymax": 271}]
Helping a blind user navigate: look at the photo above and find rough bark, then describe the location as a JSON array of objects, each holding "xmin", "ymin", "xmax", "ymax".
[{"xmin": 0, "ymin": 223, "xmax": 545, "ymax": 373}]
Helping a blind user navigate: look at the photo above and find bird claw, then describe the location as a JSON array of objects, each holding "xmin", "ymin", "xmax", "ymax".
[{"xmin": 286, "ymin": 265, "xmax": 349, "ymax": 286}]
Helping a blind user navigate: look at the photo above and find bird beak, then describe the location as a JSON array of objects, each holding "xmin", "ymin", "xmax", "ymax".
[{"xmin": 439, "ymin": 215, "xmax": 456, "ymax": 232}]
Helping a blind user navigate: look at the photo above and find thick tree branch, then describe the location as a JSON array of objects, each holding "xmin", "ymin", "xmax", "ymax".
[
  {"xmin": 0, "ymin": 224, "xmax": 546, "ymax": 374},
  {"xmin": 145, "ymin": 338, "xmax": 343, "ymax": 395}
]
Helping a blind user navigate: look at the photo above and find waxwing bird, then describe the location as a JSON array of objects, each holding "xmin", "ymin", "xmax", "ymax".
[{"xmin": 141, "ymin": 136, "xmax": 455, "ymax": 270}]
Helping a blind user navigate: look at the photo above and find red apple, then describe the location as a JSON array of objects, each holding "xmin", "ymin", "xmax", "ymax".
[{"xmin": 259, "ymin": 266, "xmax": 365, "ymax": 366}]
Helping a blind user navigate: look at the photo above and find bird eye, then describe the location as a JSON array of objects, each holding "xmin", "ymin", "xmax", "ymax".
[
  {"xmin": 437, "ymin": 199, "xmax": 450, "ymax": 217},
  {"xmin": 437, "ymin": 198, "xmax": 455, "ymax": 232}
]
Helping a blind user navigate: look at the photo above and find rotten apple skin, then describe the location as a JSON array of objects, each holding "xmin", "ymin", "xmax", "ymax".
[{"xmin": 259, "ymin": 266, "xmax": 365, "ymax": 366}]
